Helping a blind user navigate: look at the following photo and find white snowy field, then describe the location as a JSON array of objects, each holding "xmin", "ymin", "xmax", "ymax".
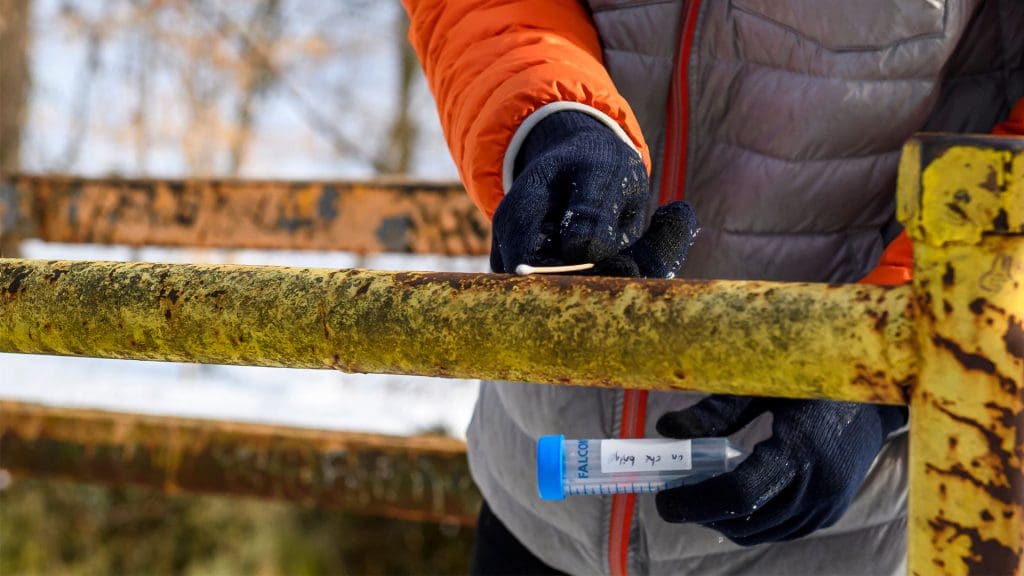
[{"xmin": 0, "ymin": 241, "xmax": 487, "ymax": 439}]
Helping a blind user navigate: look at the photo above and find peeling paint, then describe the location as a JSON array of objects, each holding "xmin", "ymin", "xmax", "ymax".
[
  {"xmin": 1005, "ymin": 316, "xmax": 1024, "ymax": 360},
  {"xmin": 1, "ymin": 176, "xmax": 489, "ymax": 255}
]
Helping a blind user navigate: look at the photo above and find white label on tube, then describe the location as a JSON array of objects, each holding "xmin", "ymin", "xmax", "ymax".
[{"xmin": 600, "ymin": 439, "xmax": 692, "ymax": 473}]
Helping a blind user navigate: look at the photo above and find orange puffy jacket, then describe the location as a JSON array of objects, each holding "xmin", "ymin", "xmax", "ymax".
[
  {"xmin": 403, "ymin": 0, "xmax": 650, "ymax": 220},
  {"xmin": 404, "ymin": 0, "xmax": 1023, "ymax": 287}
]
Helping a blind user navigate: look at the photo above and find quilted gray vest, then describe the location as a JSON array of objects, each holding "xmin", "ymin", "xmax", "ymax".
[{"xmin": 466, "ymin": 1, "xmax": 1024, "ymax": 575}]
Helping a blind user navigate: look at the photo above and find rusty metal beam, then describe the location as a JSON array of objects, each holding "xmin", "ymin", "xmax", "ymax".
[
  {"xmin": 901, "ymin": 135, "xmax": 1024, "ymax": 576},
  {"xmin": 0, "ymin": 175, "xmax": 489, "ymax": 255},
  {"xmin": 0, "ymin": 258, "xmax": 915, "ymax": 404},
  {"xmin": 0, "ymin": 400, "xmax": 479, "ymax": 525}
]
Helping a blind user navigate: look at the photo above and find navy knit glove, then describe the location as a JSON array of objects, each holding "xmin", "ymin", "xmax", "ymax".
[
  {"xmin": 655, "ymin": 396, "xmax": 907, "ymax": 545},
  {"xmin": 491, "ymin": 111, "xmax": 698, "ymax": 277}
]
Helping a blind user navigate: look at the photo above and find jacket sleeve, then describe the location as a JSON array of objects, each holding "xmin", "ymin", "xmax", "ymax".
[
  {"xmin": 994, "ymin": 97, "xmax": 1024, "ymax": 136},
  {"xmin": 860, "ymin": 97, "xmax": 1024, "ymax": 287},
  {"xmin": 403, "ymin": 0, "xmax": 651, "ymax": 219}
]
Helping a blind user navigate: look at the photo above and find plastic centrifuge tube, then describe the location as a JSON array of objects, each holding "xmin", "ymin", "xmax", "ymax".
[{"xmin": 537, "ymin": 435, "xmax": 747, "ymax": 500}]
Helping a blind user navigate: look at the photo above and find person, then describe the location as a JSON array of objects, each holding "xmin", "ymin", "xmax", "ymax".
[{"xmin": 402, "ymin": 1, "xmax": 1024, "ymax": 574}]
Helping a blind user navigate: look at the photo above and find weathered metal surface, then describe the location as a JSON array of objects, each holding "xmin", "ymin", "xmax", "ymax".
[
  {"xmin": 0, "ymin": 175, "xmax": 489, "ymax": 255},
  {"xmin": 901, "ymin": 135, "xmax": 1024, "ymax": 576},
  {"xmin": 0, "ymin": 258, "xmax": 915, "ymax": 404},
  {"xmin": 0, "ymin": 400, "xmax": 479, "ymax": 525}
]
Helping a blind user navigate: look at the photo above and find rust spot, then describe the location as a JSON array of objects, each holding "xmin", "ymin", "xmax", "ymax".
[
  {"xmin": 318, "ymin": 186, "xmax": 339, "ymax": 219},
  {"xmin": 969, "ymin": 298, "xmax": 987, "ymax": 315},
  {"xmin": 931, "ymin": 404, "xmax": 1024, "ymax": 505},
  {"xmin": 377, "ymin": 216, "xmax": 412, "ymax": 252},
  {"xmin": 874, "ymin": 310, "xmax": 889, "ymax": 331},
  {"xmin": 933, "ymin": 336, "xmax": 996, "ymax": 375},
  {"xmin": 980, "ymin": 166, "xmax": 1001, "ymax": 193},
  {"xmin": 943, "ymin": 300, "xmax": 953, "ymax": 315},
  {"xmin": 945, "ymin": 202, "xmax": 968, "ymax": 220},
  {"xmin": 927, "ymin": 517, "xmax": 1018, "ymax": 576},
  {"xmin": 948, "ymin": 436, "xmax": 958, "ymax": 450},
  {"xmin": 931, "ymin": 337, "xmax": 1019, "ymax": 393},
  {"xmin": 992, "ymin": 209, "xmax": 1009, "ymax": 231},
  {"xmin": 942, "ymin": 263, "xmax": 955, "ymax": 287},
  {"xmin": 1004, "ymin": 316, "xmax": 1023, "ymax": 360},
  {"xmin": 982, "ymin": 402, "xmax": 1016, "ymax": 429},
  {"xmin": 673, "ymin": 370, "xmax": 686, "ymax": 381},
  {"xmin": 4, "ymin": 265, "xmax": 30, "ymax": 295}
]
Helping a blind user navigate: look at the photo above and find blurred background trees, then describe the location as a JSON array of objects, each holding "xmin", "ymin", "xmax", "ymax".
[
  {"xmin": 0, "ymin": 0, "xmax": 30, "ymax": 173},
  {"xmin": 11, "ymin": 0, "xmax": 454, "ymax": 180},
  {"xmin": 0, "ymin": 0, "xmax": 31, "ymax": 257},
  {"xmin": 0, "ymin": 1, "xmax": 476, "ymax": 573}
]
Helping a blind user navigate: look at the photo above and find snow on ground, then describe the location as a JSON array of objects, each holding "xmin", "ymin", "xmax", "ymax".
[{"xmin": 0, "ymin": 241, "xmax": 488, "ymax": 439}]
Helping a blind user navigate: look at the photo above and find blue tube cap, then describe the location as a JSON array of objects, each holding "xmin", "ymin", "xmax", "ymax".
[{"xmin": 537, "ymin": 435, "xmax": 566, "ymax": 501}]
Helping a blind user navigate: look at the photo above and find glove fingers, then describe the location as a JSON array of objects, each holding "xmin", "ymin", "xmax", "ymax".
[
  {"xmin": 702, "ymin": 471, "xmax": 817, "ymax": 544},
  {"xmin": 586, "ymin": 254, "xmax": 641, "ymax": 278},
  {"xmin": 560, "ymin": 151, "xmax": 648, "ymax": 264},
  {"xmin": 655, "ymin": 443, "xmax": 796, "ymax": 524},
  {"xmin": 492, "ymin": 173, "xmax": 566, "ymax": 270},
  {"xmin": 711, "ymin": 496, "xmax": 832, "ymax": 546},
  {"xmin": 655, "ymin": 395, "xmax": 765, "ymax": 439},
  {"xmin": 489, "ymin": 239, "xmax": 506, "ymax": 273},
  {"xmin": 625, "ymin": 201, "xmax": 699, "ymax": 278}
]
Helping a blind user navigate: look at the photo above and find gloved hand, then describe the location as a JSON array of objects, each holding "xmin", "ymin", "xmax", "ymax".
[
  {"xmin": 655, "ymin": 395, "xmax": 907, "ymax": 546},
  {"xmin": 490, "ymin": 111, "xmax": 698, "ymax": 278}
]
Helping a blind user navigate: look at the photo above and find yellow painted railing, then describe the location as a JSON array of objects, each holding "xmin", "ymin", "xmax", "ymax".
[{"xmin": 0, "ymin": 134, "xmax": 1021, "ymax": 575}]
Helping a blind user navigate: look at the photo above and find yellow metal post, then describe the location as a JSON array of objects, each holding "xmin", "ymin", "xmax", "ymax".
[{"xmin": 901, "ymin": 135, "xmax": 1024, "ymax": 575}]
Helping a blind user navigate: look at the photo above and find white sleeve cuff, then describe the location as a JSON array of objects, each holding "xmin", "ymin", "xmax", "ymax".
[
  {"xmin": 886, "ymin": 422, "xmax": 909, "ymax": 439},
  {"xmin": 501, "ymin": 101, "xmax": 641, "ymax": 194}
]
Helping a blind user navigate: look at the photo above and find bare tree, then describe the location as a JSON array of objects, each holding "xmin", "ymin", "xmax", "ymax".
[
  {"xmin": 227, "ymin": 0, "xmax": 282, "ymax": 175},
  {"xmin": 0, "ymin": 0, "xmax": 30, "ymax": 173},
  {"xmin": 0, "ymin": 0, "xmax": 31, "ymax": 257},
  {"xmin": 374, "ymin": 10, "xmax": 419, "ymax": 176},
  {"xmin": 129, "ymin": 1, "xmax": 159, "ymax": 174}
]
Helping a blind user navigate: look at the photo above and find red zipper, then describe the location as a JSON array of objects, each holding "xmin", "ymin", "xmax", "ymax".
[
  {"xmin": 607, "ymin": 389, "xmax": 650, "ymax": 576},
  {"xmin": 659, "ymin": 0, "xmax": 702, "ymax": 206},
  {"xmin": 608, "ymin": 1, "xmax": 702, "ymax": 575}
]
